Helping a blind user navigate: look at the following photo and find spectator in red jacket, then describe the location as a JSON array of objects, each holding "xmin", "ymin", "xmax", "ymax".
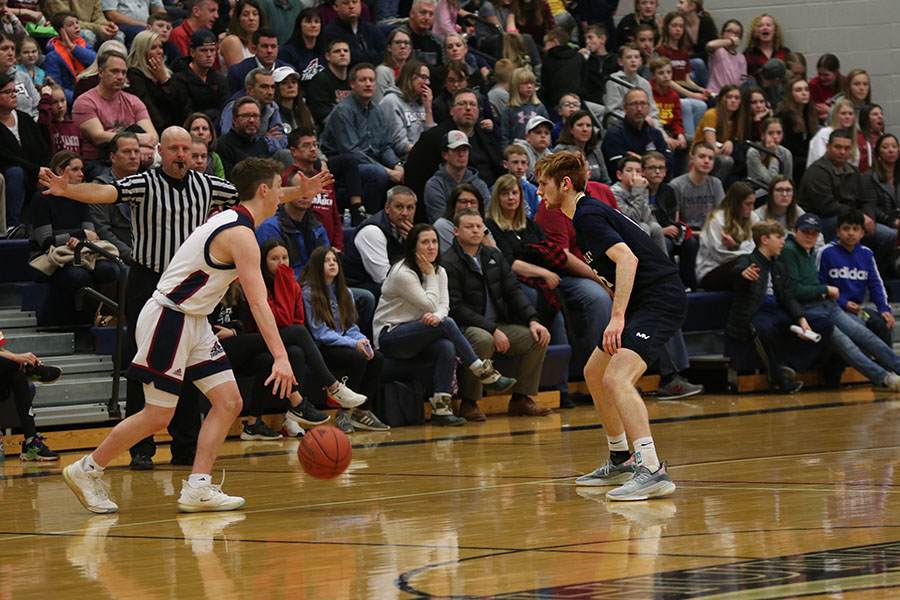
[{"xmin": 169, "ymin": 0, "xmax": 219, "ymax": 56}]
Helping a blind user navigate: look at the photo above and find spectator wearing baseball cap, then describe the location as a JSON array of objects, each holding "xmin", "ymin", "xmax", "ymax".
[
  {"xmin": 514, "ymin": 115, "xmax": 554, "ymax": 181},
  {"xmin": 781, "ymin": 210, "xmax": 900, "ymax": 392},
  {"xmin": 171, "ymin": 29, "xmax": 228, "ymax": 123},
  {"xmin": 423, "ymin": 130, "xmax": 491, "ymax": 222},
  {"xmin": 273, "ymin": 66, "xmax": 315, "ymax": 135},
  {"xmin": 742, "ymin": 58, "xmax": 786, "ymax": 111}
]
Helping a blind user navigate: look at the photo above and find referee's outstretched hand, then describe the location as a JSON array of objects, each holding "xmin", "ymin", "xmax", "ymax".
[
  {"xmin": 39, "ymin": 166, "xmax": 69, "ymax": 196},
  {"xmin": 294, "ymin": 169, "xmax": 335, "ymax": 200}
]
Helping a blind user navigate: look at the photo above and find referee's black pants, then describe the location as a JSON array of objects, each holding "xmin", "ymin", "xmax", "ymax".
[{"xmin": 125, "ymin": 263, "xmax": 201, "ymax": 462}]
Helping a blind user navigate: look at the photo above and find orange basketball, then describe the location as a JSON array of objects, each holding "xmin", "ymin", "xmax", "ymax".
[{"xmin": 298, "ymin": 426, "xmax": 352, "ymax": 479}]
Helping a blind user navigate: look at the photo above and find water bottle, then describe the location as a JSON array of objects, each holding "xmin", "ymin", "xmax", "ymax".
[{"xmin": 343, "ymin": 208, "xmax": 351, "ymax": 227}]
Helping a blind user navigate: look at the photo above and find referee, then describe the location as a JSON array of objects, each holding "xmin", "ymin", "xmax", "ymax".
[{"xmin": 39, "ymin": 126, "xmax": 332, "ymax": 469}]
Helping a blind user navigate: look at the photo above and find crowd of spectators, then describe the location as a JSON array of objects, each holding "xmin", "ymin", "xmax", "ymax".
[{"xmin": 1, "ymin": 0, "xmax": 897, "ymax": 450}]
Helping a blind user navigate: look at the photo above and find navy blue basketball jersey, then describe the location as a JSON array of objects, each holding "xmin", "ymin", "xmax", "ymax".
[{"xmin": 572, "ymin": 195, "xmax": 679, "ymax": 297}]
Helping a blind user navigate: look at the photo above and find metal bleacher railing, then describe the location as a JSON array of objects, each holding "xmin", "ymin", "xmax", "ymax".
[{"xmin": 73, "ymin": 240, "xmax": 126, "ymax": 420}]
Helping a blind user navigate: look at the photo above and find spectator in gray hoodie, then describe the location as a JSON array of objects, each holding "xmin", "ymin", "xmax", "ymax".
[
  {"xmin": 0, "ymin": 31, "xmax": 38, "ymax": 119},
  {"xmin": 378, "ymin": 59, "xmax": 436, "ymax": 160},
  {"xmin": 423, "ymin": 130, "xmax": 491, "ymax": 222}
]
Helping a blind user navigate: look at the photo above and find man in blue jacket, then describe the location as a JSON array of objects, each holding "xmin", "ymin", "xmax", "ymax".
[{"xmin": 601, "ymin": 88, "xmax": 671, "ymax": 182}]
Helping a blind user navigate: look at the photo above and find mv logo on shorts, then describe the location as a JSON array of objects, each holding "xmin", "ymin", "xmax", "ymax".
[{"xmin": 635, "ymin": 332, "xmax": 650, "ymax": 340}]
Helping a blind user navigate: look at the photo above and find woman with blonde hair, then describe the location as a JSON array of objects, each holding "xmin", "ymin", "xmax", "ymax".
[
  {"xmin": 126, "ymin": 30, "xmax": 184, "ymax": 132},
  {"xmin": 743, "ymin": 13, "xmax": 790, "ymax": 75},
  {"xmin": 485, "ymin": 174, "xmax": 568, "ymax": 347},
  {"xmin": 500, "ymin": 67, "xmax": 549, "ymax": 147},
  {"xmin": 501, "ymin": 32, "xmax": 532, "ymax": 69},
  {"xmin": 219, "ymin": 0, "xmax": 267, "ymax": 70},
  {"xmin": 806, "ymin": 98, "xmax": 859, "ymax": 167}
]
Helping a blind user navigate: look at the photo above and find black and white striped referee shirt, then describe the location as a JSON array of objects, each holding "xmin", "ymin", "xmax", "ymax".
[{"xmin": 113, "ymin": 168, "xmax": 239, "ymax": 273}]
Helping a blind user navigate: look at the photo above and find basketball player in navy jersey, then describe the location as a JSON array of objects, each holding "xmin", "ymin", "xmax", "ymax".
[
  {"xmin": 42, "ymin": 157, "xmax": 333, "ymax": 514},
  {"xmin": 535, "ymin": 151, "xmax": 679, "ymax": 501}
]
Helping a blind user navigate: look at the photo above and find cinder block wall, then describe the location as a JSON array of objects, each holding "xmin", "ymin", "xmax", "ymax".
[{"xmin": 618, "ymin": 1, "xmax": 900, "ymax": 131}]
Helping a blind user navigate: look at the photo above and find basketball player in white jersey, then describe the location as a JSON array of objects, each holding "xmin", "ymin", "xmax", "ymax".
[{"xmin": 43, "ymin": 157, "xmax": 333, "ymax": 513}]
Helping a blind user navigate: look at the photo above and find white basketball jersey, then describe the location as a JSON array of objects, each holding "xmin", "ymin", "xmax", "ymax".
[{"xmin": 152, "ymin": 206, "xmax": 254, "ymax": 315}]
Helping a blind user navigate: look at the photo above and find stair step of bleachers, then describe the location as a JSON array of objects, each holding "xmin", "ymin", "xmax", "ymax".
[
  {"xmin": 32, "ymin": 376, "xmax": 125, "ymax": 408},
  {"xmin": 0, "ymin": 308, "xmax": 37, "ymax": 329},
  {"xmin": 41, "ymin": 353, "xmax": 115, "ymax": 377},
  {"xmin": 3, "ymin": 331, "xmax": 74, "ymax": 356}
]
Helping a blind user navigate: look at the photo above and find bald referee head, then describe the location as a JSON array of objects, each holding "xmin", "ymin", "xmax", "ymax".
[{"xmin": 160, "ymin": 126, "xmax": 193, "ymax": 180}]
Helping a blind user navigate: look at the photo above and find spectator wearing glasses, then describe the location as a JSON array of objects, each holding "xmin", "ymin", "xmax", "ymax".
[
  {"xmin": 405, "ymin": 88, "xmax": 505, "ymax": 208},
  {"xmin": 375, "ymin": 28, "xmax": 412, "ymax": 103},
  {"xmin": 551, "ymin": 93, "xmax": 582, "ymax": 146},
  {"xmin": 379, "ymin": 59, "xmax": 435, "ymax": 160},
  {"xmin": 601, "ymin": 88, "xmax": 671, "ymax": 182},
  {"xmin": 216, "ymin": 96, "xmax": 269, "ymax": 177},
  {"xmin": 431, "ymin": 59, "xmax": 494, "ymax": 131}
]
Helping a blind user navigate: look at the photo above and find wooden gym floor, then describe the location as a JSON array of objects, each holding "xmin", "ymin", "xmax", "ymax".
[{"xmin": 2, "ymin": 385, "xmax": 900, "ymax": 599}]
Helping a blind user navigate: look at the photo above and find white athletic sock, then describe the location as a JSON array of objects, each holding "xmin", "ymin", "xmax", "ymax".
[
  {"xmin": 82, "ymin": 454, "xmax": 103, "ymax": 472},
  {"xmin": 607, "ymin": 432, "xmax": 629, "ymax": 453},
  {"xmin": 633, "ymin": 437, "xmax": 660, "ymax": 470},
  {"xmin": 188, "ymin": 474, "xmax": 211, "ymax": 488},
  {"xmin": 469, "ymin": 359, "xmax": 486, "ymax": 372}
]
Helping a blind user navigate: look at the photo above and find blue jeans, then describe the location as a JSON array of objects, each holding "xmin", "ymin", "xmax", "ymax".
[
  {"xmin": 749, "ymin": 300, "xmax": 833, "ymax": 385},
  {"xmin": 807, "ymin": 301, "xmax": 900, "ymax": 384},
  {"xmin": 658, "ymin": 329, "xmax": 690, "ymax": 376},
  {"xmin": 558, "ymin": 275, "xmax": 612, "ymax": 359},
  {"xmin": 2, "ymin": 166, "xmax": 24, "ymax": 227},
  {"xmin": 351, "ymin": 286, "xmax": 375, "ymax": 339},
  {"xmin": 44, "ymin": 259, "xmax": 120, "ymax": 295},
  {"xmin": 374, "ymin": 0, "xmax": 398, "ymax": 21},
  {"xmin": 357, "ymin": 163, "xmax": 390, "ymax": 214},
  {"xmin": 378, "ymin": 317, "xmax": 478, "ymax": 394},
  {"xmin": 690, "ymin": 58, "xmax": 709, "ymax": 89}
]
